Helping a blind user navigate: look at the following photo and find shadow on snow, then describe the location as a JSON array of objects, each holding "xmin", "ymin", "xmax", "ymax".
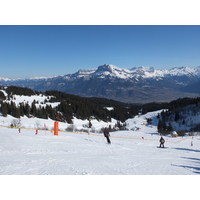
[
  {"xmin": 172, "ymin": 157, "xmax": 200, "ymax": 174},
  {"xmin": 172, "ymin": 147, "xmax": 200, "ymax": 153}
]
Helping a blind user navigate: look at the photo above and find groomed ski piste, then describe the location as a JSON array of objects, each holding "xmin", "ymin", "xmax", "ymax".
[{"xmin": 1, "ymin": 110, "xmax": 200, "ymax": 175}]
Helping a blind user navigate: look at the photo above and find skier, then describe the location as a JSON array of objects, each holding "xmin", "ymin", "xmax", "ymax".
[
  {"xmin": 159, "ymin": 136, "xmax": 165, "ymax": 148},
  {"xmin": 104, "ymin": 127, "xmax": 111, "ymax": 144}
]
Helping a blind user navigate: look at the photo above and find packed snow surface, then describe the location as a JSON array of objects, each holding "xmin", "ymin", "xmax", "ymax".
[{"xmin": 0, "ymin": 111, "xmax": 200, "ymax": 175}]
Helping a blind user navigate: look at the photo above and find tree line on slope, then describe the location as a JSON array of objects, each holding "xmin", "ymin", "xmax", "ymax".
[
  {"xmin": 0, "ymin": 86, "xmax": 140, "ymax": 123},
  {"xmin": 1, "ymin": 86, "xmax": 200, "ymax": 134},
  {"xmin": 157, "ymin": 97, "xmax": 200, "ymax": 135}
]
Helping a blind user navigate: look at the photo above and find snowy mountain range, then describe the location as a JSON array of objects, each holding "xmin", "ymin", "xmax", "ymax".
[{"xmin": 1, "ymin": 64, "xmax": 200, "ymax": 103}]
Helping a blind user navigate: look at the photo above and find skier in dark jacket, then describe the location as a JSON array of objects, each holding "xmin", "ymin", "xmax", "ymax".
[
  {"xmin": 104, "ymin": 127, "xmax": 111, "ymax": 144},
  {"xmin": 159, "ymin": 136, "xmax": 165, "ymax": 148}
]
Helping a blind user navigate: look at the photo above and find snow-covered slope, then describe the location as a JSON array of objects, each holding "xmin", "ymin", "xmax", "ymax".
[
  {"xmin": 0, "ymin": 88, "xmax": 60, "ymax": 109},
  {"xmin": 0, "ymin": 110, "xmax": 200, "ymax": 175}
]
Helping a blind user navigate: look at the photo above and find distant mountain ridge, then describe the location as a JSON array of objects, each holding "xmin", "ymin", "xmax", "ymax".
[{"xmin": 1, "ymin": 64, "xmax": 200, "ymax": 103}]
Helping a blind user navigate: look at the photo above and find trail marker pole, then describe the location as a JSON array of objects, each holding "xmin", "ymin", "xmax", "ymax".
[{"xmin": 54, "ymin": 121, "xmax": 59, "ymax": 136}]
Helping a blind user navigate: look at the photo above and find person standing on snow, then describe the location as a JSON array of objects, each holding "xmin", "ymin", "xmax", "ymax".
[
  {"xmin": 159, "ymin": 136, "xmax": 165, "ymax": 148},
  {"xmin": 104, "ymin": 127, "xmax": 111, "ymax": 144}
]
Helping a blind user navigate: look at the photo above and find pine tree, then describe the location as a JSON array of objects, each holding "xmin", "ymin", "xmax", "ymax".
[
  {"xmin": 13, "ymin": 106, "xmax": 20, "ymax": 118},
  {"xmin": 25, "ymin": 103, "xmax": 30, "ymax": 117},
  {"xmin": 31, "ymin": 101, "xmax": 37, "ymax": 116},
  {"xmin": 1, "ymin": 102, "xmax": 8, "ymax": 117},
  {"xmin": 19, "ymin": 103, "xmax": 24, "ymax": 117},
  {"xmin": 0, "ymin": 91, "xmax": 6, "ymax": 100},
  {"xmin": 167, "ymin": 122, "xmax": 173, "ymax": 132},
  {"xmin": 175, "ymin": 111, "xmax": 180, "ymax": 122},
  {"xmin": 157, "ymin": 119, "xmax": 167, "ymax": 134}
]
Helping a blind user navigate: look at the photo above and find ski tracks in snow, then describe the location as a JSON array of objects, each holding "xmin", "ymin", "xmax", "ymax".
[{"xmin": 1, "ymin": 127, "xmax": 200, "ymax": 175}]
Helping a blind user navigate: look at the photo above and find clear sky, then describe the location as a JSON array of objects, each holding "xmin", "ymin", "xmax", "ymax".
[{"xmin": 1, "ymin": 25, "xmax": 200, "ymax": 79}]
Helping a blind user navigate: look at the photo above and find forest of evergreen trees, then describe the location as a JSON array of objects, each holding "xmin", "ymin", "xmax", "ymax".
[
  {"xmin": 0, "ymin": 86, "xmax": 141, "ymax": 123},
  {"xmin": 157, "ymin": 97, "xmax": 200, "ymax": 135},
  {"xmin": 1, "ymin": 86, "xmax": 200, "ymax": 134}
]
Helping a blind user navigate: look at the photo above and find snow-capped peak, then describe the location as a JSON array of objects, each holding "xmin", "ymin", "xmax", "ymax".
[
  {"xmin": 95, "ymin": 64, "xmax": 122, "ymax": 76},
  {"xmin": 94, "ymin": 64, "xmax": 132, "ymax": 79},
  {"xmin": 166, "ymin": 66, "xmax": 197, "ymax": 76},
  {"xmin": 76, "ymin": 69, "xmax": 96, "ymax": 77},
  {"xmin": 0, "ymin": 77, "xmax": 12, "ymax": 81},
  {"xmin": 96, "ymin": 64, "xmax": 119, "ymax": 73},
  {"xmin": 30, "ymin": 76, "xmax": 52, "ymax": 80}
]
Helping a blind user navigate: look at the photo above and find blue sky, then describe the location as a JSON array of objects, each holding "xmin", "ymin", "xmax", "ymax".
[{"xmin": 1, "ymin": 25, "xmax": 200, "ymax": 79}]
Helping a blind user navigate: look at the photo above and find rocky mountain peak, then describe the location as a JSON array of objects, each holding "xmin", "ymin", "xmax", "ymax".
[{"xmin": 96, "ymin": 64, "xmax": 118, "ymax": 73}]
